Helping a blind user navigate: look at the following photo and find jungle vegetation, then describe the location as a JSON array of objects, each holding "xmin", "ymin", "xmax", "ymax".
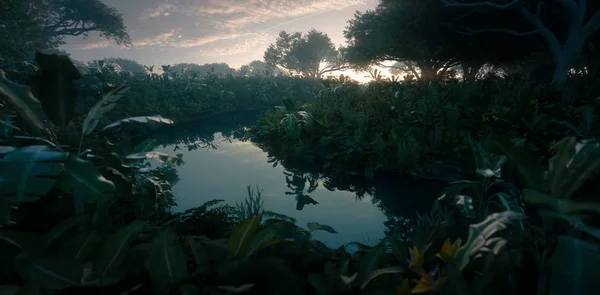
[{"xmin": 0, "ymin": 0, "xmax": 599, "ymax": 295}]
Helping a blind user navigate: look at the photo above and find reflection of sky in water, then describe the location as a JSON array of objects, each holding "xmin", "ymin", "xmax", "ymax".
[{"xmin": 156, "ymin": 132, "xmax": 387, "ymax": 248}]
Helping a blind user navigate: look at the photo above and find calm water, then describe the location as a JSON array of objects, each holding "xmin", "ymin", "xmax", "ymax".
[{"xmin": 148, "ymin": 112, "xmax": 448, "ymax": 248}]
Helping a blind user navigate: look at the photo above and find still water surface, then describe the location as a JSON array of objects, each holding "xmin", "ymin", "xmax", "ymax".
[{"xmin": 149, "ymin": 112, "xmax": 447, "ymax": 248}]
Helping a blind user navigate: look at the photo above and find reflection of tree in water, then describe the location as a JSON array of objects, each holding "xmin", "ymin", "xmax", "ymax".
[{"xmin": 281, "ymin": 167, "xmax": 320, "ymax": 210}]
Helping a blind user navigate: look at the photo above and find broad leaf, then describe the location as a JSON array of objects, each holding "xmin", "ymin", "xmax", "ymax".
[
  {"xmin": 0, "ymin": 70, "xmax": 48, "ymax": 133},
  {"xmin": 94, "ymin": 221, "xmax": 147, "ymax": 278},
  {"xmin": 229, "ymin": 215, "xmax": 261, "ymax": 258},
  {"xmin": 307, "ymin": 222, "xmax": 338, "ymax": 234},
  {"xmin": 82, "ymin": 83, "xmax": 129, "ymax": 136},
  {"xmin": 360, "ymin": 266, "xmax": 404, "ymax": 289},
  {"xmin": 240, "ymin": 227, "xmax": 279, "ymax": 259},
  {"xmin": 55, "ymin": 154, "xmax": 116, "ymax": 203},
  {"xmin": 149, "ymin": 228, "xmax": 188, "ymax": 295},
  {"xmin": 14, "ymin": 254, "xmax": 85, "ymax": 291},
  {"xmin": 217, "ymin": 284, "xmax": 254, "ymax": 293},
  {"xmin": 32, "ymin": 52, "xmax": 82, "ymax": 128},
  {"xmin": 358, "ymin": 246, "xmax": 385, "ymax": 286},
  {"xmin": 0, "ymin": 145, "xmax": 67, "ymax": 202},
  {"xmin": 483, "ymin": 134, "xmax": 545, "ymax": 189},
  {"xmin": 455, "ymin": 211, "xmax": 525, "ymax": 271},
  {"xmin": 44, "ymin": 214, "xmax": 89, "ymax": 249},
  {"xmin": 101, "ymin": 115, "xmax": 174, "ymax": 132},
  {"xmin": 0, "ymin": 230, "xmax": 45, "ymax": 255},
  {"xmin": 133, "ymin": 139, "xmax": 158, "ymax": 153},
  {"xmin": 547, "ymin": 138, "xmax": 600, "ymax": 198},
  {"xmin": 59, "ymin": 230, "xmax": 102, "ymax": 262}
]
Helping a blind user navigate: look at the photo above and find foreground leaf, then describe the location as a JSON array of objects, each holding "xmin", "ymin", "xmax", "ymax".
[
  {"xmin": 82, "ymin": 83, "xmax": 129, "ymax": 136},
  {"xmin": 0, "ymin": 69, "xmax": 48, "ymax": 133},
  {"xmin": 94, "ymin": 221, "xmax": 147, "ymax": 278},
  {"xmin": 307, "ymin": 222, "xmax": 338, "ymax": 234},
  {"xmin": 149, "ymin": 228, "xmax": 188, "ymax": 295},
  {"xmin": 0, "ymin": 145, "xmax": 67, "ymax": 202},
  {"xmin": 14, "ymin": 254, "xmax": 85, "ymax": 291},
  {"xmin": 229, "ymin": 215, "xmax": 261, "ymax": 258},
  {"xmin": 56, "ymin": 154, "xmax": 116, "ymax": 203}
]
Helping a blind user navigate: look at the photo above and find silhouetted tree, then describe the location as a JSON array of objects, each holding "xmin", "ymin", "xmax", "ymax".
[{"xmin": 264, "ymin": 29, "xmax": 348, "ymax": 78}]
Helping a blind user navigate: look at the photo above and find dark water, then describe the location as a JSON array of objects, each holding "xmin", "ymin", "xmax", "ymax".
[{"xmin": 150, "ymin": 111, "xmax": 448, "ymax": 248}]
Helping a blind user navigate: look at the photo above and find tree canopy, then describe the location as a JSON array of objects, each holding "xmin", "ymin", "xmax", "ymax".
[
  {"xmin": 264, "ymin": 29, "xmax": 348, "ymax": 78},
  {"xmin": 0, "ymin": 0, "xmax": 130, "ymax": 64},
  {"xmin": 239, "ymin": 60, "xmax": 283, "ymax": 77},
  {"xmin": 343, "ymin": 0, "xmax": 600, "ymax": 83}
]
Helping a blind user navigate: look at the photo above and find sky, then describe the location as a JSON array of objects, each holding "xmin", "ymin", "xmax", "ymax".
[{"xmin": 61, "ymin": 0, "xmax": 385, "ymax": 81}]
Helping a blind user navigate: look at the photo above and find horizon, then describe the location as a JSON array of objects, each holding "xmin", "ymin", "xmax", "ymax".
[{"xmin": 60, "ymin": 0, "xmax": 390, "ymax": 82}]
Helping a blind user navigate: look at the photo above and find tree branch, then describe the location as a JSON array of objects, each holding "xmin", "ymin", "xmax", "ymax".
[
  {"xmin": 440, "ymin": 0, "xmax": 522, "ymax": 9},
  {"xmin": 582, "ymin": 8, "xmax": 600, "ymax": 36},
  {"xmin": 519, "ymin": 3, "xmax": 562, "ymax": 60}
]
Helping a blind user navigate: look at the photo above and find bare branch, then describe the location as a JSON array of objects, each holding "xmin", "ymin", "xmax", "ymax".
[
  {"xmin": 519, "ymin": 4, "xmax": 562, "ymax": 59},
  {"xmin": 440, "ymin": 0, "xmax": 521, "ymax": 9}
]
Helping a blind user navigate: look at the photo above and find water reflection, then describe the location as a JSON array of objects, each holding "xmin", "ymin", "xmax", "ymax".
[{"xmin": 146, "ymin": 111, "xmax": 448, "ymax": 248}]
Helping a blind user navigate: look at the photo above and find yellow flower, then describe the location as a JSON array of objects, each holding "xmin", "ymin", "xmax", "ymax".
[
  {"xmin": 396, "ymin": 278, "xmax": 411, "ymax": 295},
  {"xmin": 412, "ymin": 266, "xmax": 441, "ymax": 293},
  {"xmin": 407, "ymin": 246, "xmax": 425, "ymax": 270},
  {"xmin": 436, "ymin": 238, "xmax": 462, "ymax": 262}
]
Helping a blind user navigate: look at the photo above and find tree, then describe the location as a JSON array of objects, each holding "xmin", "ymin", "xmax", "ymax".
[
  {"xmin": 343, "ymin": 0, "xmax": 547, "ymax": 82},
  {"xmin": 170, "ymin": 63, "xmax": 234, "ymax": 78},
  {"xmin": 238, "ymin": 60, "xmax": 283, "ymax": 76},
  {"xmin": 264, "ymin": 29, "xmax": 348, "ymax": 78},
  {"xmin": 0, "ymin": 0, "xmax": 130, "ymax": 65},
  {"xmin": 439, "ymin": 0, "xmax": 600, "ymax": 84},
  {"xmin": 100, "ymin": 58, "xmax": 147, "ymax": 74}
]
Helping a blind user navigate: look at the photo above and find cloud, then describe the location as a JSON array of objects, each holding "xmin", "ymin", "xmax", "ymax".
[
  {"xmin": 196, "ymin": 33, "xmax": 270, "ymax": 56},
  {"xmin": 78, "ymin": 40, "xmax": 111, "ymax": 50},
  {"xmin": 141, "ymin": 0, "xmax": 368, "ymax": 31}
]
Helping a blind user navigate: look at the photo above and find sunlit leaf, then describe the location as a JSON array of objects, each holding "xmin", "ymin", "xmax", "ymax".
[
  {"xmin": 82, "ymin": 83, "xmax": 129, "ymax": 136},
  {"xmin": 228, "ymin": 215, "xmax": 261, "ymax": 258},
  {"xmin": 455, "ymin": 211, "xmax": 525, "ymax": 271},
  {"xmin": 101, "ymin": 115, "xmax": 174, "ymax": 132},
  {"xmin": 149, "ymin": 228, "xmax": 188, "ymax": 295},
  {"xmin": 307, "ymin": 222, "xmax": 338, "ymax": 234}
]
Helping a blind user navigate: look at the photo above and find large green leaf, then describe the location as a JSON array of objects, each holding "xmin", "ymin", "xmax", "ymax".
[
  {"xmin": 32, "ymin": 52, "xmax": 81, "ymax": 128},
  {"xmin": 483, "ymin": 134, "xmax": 545, "ymax": 189},
  {"xmin": 524, "ymin": 189, "xmax": 600, "ymax": 222},
  {"xmin": 133, "ymin": 139, "xmax": 158, "ymax": 153},
  {"xmin": 44, "ymin": 214, "xmax": 90, "ymax": 249},
  {"xmin": 0, "ymin": 230, "xmax": 45, "ymax": 255},
  {"xmin": 14, "ymin": 253, "xmax": 85, "ymax": 291},
  {"xmin": 229, "ymin": 215, "xmax": 261, "ymax": 258},
  {"xmin": 307, "ymin": 222, "xmax": 338, "ymax": 234},
  {"xmin": 360, "ymin": 266, "xmax": 404, "ymax": 289},
  {"xmin": 101, "ymin": 115, "xmax": 174, "ymax": 132},
  {"xmin": 0, "ymin": 145, "xmax": 67, "ymax": 202},
  {"xmin": 547, "ymin": 138, "xmax": 600, "ymax": 198},
  {"xmin": 455, "ymin": 195, "xmax": 475, "ymax": 218},
  {"xmin": 239, "ymin": 227, "xmax": 279, "ymax": 259},
  {"xmin": 55, "ymin": 154, "xmax": 116, "ymax": 203},
  {"xmin": 455, "ymin": 211, "xmax": 525, "ymax": 271},
  {"xmin": 358, "ymin": 246, "xmax": 385, "ymax": 287},
  {"xmin": 59, "ymin": 230, "xmax": 102, "ymax": 262},
  {"xmin": 82, "ymin": 83, "xmax": 129, "ymax": 136},
  {"xmin": 93, "ymin": 221, "xmax": 147, "ymax": 278},
  {"xmin": 0, "ymin": 70, "xmax": 48, "ymax": 133},
  {"xmin": 148, "ymin": 228, "xmax": 188, "ymax": 295}
]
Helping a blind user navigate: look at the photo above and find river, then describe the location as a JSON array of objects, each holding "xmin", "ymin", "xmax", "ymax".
[{"xmin": 148, "ymin": 111, "xmax": 448, "ymax": 248}]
